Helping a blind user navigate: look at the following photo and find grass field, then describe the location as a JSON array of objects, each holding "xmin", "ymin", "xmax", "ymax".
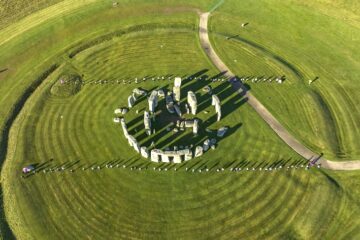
[
  {"xmin": 209, "ymin": 0, "xmax": 360, "ymax": 160},
  {"xmin": 0, "ymin": 0, "xmax": 63, "ymax": 30},
  {"xmin": 0, "ymin": 0, "xmax": 359, "ymax": 239}
]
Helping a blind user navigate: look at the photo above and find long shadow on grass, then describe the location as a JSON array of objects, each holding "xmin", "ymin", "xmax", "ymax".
[
  {"xmin": 138, "ymin": 72, "xmax": 248, "ymax": 150},
  {"xmin": 120, "ymin": 70, "xmax": 251, "ymax": 166},
  {"xmin": 0, "ymin": 65, "xmax": 58, "ymax": 240},
  {"xmin": 133, "ymin": 69, "xmax": 211, "ymax": 146}
]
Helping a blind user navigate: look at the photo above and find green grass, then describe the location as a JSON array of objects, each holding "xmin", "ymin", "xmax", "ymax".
[
  {"xmin": 0, "ymin": 0, "xmax": 62, "ymax": 30},
  {"xmin": 50, "ymin": 71, "xmax": 82, "ymax": 97},
  {"xmin": 2, "ymin": 28, "xmax": 307, "ymax": 239},
  {"xmin": 0, "ymin": 0, "xmax": 359, "ymax": 239},
  {"xmin": 209, "ymin": 0, "xmax": 360, "ymax": 160}
]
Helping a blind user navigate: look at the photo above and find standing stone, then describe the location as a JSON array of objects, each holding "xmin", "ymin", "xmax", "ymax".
[
  {"xmin": 148, "ymin": 90, "xmax": 158, "ymax": 113},
  {"xmin": 187, "ymin": 91, "xmax": 197, "ymax": 115},
  {"xmin": 193, "ymin": 119, "xmax": 199, "ymax": 135},
  {"xmin": 194, "ymin": 146, "xmax": 203, "ymax": 157},
  {"xmin": 185, "ymin": 120, "xmax": 194, "ymax": 128},
  {"xmin": 174, "ymin": 104, "xmax": 182, "ymax": 117},
  {"xmin": 144, "ymin": 111, "xmax": 151, "ymax": 135},
  {"xmin": 165, "ymin": 93, "xmax": 175, "ymax": 114},
  {"xmin": 128, "ymin": 95, "xmax": 135, "ymax": 108},
  {"xmin": 174, "ymin": 155, "xmax": 182, "ymax": 163},
  {"xmin": 162, "ymin": 154, "xmax": 170, "ymax": 163},
  {"xmin": 128, "ymin": 135, "xmax": 140, "ymax": 153},
  {"xmin": 211, "ymin": 94, "xmax": 221, "ymax": 121},
  {"xmin": 173, "ymin": 77, "xmax": 182, "ymax": 102},
  {"xmin": 120, "ymin": 118, "xmax": 129, "ymax": 138},
  {"xmin": 141, "ymin": 146, "xmax": 149, "ymax": 158},
  {"xmin": 185, "ymin": 150, "xmax": 192, "ymax": 161},
  {"xmin": 185, "ymin": 103, "xmax": 190, "ymax": 114},
  {"xmin": 151, "ymin": 149, "xmax": 162, "ymax": 162}
]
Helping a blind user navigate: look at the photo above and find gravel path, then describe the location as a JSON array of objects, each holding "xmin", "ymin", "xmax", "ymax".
[{"xmin": 199, "ymin": 12, "xmax": 360, "ymax": 170}]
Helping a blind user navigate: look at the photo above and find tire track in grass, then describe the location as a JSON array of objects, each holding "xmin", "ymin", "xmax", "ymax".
[
  {"xmin": 311, "ymin": 89, "xmax": 343, "ymax": 156},
  {"xmin": 321, "ymin": 84, "xmax": 360, "ymax": 158},
  {"xmin": 198, "ymin": 171, "xmax": 292, "ymax": 239},
  {"xmin": 1, "ymin": 64, "xmax": 58, "ymax": 239},
  {"xmin": 289, "ymin": 171, "xmax": 343, "ymax": 239},
  {"xmin": 56, "ymin": 104, "xmax": 100, "ymax": 237},
  {"xmin": 35, "ymin": 89, "xmax": 106, "ymax": 237},
  {"xmin": 210, "ymin": 34, "xmax": 338, "ymax": 157},
  {"xmin": 4, "ymin": 25, "xmax": 330, "ymax": 239},
  {"xmin": 55, "ymin": 86, "xmax": 120, "ymax": 237},
  {"xmin": 38, "ymin": 103, "xmax": 84, "ymax": 239},
  {"xmin": 69, "ymin": 47, "xmax": 228, "ymax": 233},
  {"xmin": 118, "ymin": 172, "xmax": 258, "ymax": 236},
  {"xmin": 271, "ymin": 172, "xmax": 318, "ymax": 239},
  {"xmin": 83, "ymin": 33, "xmax": 202, "ymax": 80},
  {"xmin": 194, "ymin": 171, "xmax": 285, "ymax": 238},
  {"xmin": 10, "ymin": 82, "xmax": 63, "ymax": 239},
  {"xmin": 141, "ymin": 172, "xmax": 258, "ymax": 237},
  {"xmin": 69, "ymin": 86, "xmax": 154, "ymax": 237},
  {"xmin": 200, "ymin": 11, "xmax": 360, "ymax": 169},
  {"xmin": 233, "ymin": 172, "xmax": 300, "ymax": 238},
  {"xmin": 257, "ymin": 172, "xmax": 312, "ymax": 239}
]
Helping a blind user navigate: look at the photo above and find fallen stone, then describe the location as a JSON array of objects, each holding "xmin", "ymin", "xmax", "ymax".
[
  {"xmin": 203, "ymin": 139, "xmax": 210, "ymax": 151},
  {"xmin": 217, "ymin": 127, "xmax": 228, "ymax": 137},
  {"xmin": 133, "ymin": 88, "xmax": 147, "ymax": 96},
  {"xmin": 202, "ymin": 85, "xmax": 212, "ymax": 94},
  {"xmin": 157, "ymin": 89, "xmax": 165, "ymax": 98}
]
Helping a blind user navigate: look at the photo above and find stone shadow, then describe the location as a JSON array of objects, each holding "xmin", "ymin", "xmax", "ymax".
[{"xmin": 118, "ymin": 69, "xmax": 250, "ymax": 162}]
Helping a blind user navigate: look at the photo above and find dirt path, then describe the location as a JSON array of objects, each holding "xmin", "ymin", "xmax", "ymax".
[{"xmin": 199, "ymin": 12, "xmax": 360, "ymax": 171}]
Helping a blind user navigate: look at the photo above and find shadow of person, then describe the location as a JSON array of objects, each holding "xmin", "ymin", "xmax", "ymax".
[{"xmin": 0, "ymin": 68, "xmax": 8, "ymax": 74}]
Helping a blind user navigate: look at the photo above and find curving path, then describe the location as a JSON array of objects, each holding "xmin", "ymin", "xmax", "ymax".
[{"xmin": 199, "ymin": 12, "xmax": 360, "ymax": 171}]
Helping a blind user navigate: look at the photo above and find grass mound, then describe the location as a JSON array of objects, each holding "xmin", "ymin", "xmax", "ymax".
[{"xmin": 50, "ymin": 74, "xmax": 82, "ymax": 97}]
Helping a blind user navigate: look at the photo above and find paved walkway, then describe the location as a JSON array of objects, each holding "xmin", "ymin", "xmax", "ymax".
[{"xmin": 199, "ymin": 12, "xmax": 360, "ymax": 171}]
